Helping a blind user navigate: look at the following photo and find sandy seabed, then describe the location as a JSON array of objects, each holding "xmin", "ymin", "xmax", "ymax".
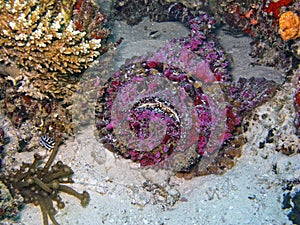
[{"xmin": 4, "ymin": 16, "xmax": 299, "ymax": 225}]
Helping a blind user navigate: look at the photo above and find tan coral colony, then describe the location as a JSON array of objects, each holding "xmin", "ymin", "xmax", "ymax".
[{"xmin": 0, "ymin": 0, "xmax": 103, "ymax": 99}]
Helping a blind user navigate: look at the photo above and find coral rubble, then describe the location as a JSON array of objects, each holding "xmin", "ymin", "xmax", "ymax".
[
  {"xmin": 0, "ymin": 75, "xmax": 74, "ymax": 138},
  {"xmin": 0, "ymin": 139, "xmax": 89, "ymax": 225},
  {"xmin": 0, "ymin": 0, "xmax": 109, "ymax": 99},
  {"xmin": 205, "ymin": 0, "xmax": 300, "ymax": 154},
  {"xmin": 282, "ymin": 181, "xmax": 300, "ymax": 225},
  {"xmin": 113, "ymin": 1, "xmax": 209, "ymax": 25},
  {"xmin": 208, "ymin": 0, "xmax": 299, "ymax": 73},
  {"xmin": 113, "ymin": 0, "xmax": 300, "ymax": 142},
  {"xmin": 113, "ymin": 0, "xmax": 169, "ymax": 25}
]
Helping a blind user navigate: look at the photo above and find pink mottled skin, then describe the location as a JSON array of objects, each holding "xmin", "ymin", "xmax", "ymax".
[{"xmin": 96, "ymin": 11, "xmax": 279, "ymax": 169}]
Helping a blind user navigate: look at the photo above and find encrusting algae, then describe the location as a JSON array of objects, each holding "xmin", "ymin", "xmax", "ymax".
[
  {"xmin": 0, "ymin": 139, "xmax": 90, "ymax": 225},
  {"xmin": 0, "ymin": 0, "xmax": 109, "ymax": 99}
]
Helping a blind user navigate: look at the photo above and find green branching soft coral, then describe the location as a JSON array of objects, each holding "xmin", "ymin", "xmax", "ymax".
[{"xmin": 0, "ymin": 139, "xmax": 90, "ymax": 225}]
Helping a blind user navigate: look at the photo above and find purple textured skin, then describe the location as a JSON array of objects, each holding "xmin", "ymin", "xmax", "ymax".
[{"xmin": 95, "ymin": 11, "xmax": 279, "ymax": 172}]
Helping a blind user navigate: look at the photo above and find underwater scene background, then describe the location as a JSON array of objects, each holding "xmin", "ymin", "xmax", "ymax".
[{"xmin": 0, "ymin": 0, "xmax": 300, "ymax": 224}]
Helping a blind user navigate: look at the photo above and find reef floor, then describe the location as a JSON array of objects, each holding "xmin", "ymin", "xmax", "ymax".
[{"xmin": 6, "ymin": 17, "xmax": 299, "ymax": 225}]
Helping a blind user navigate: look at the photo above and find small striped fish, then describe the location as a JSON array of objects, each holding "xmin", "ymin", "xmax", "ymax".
[{"xmin": 39, "ymin": 135, "xmax": 55, "ymax": 150}]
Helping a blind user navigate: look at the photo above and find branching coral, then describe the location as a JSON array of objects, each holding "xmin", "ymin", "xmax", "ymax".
[
  {"xmin": 0, "ymin": 139, "xmax": 90, "ymax": 225},
  {"xmin": 0, "ymin": 0, "xmax": 108, "ymax": 99}
]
